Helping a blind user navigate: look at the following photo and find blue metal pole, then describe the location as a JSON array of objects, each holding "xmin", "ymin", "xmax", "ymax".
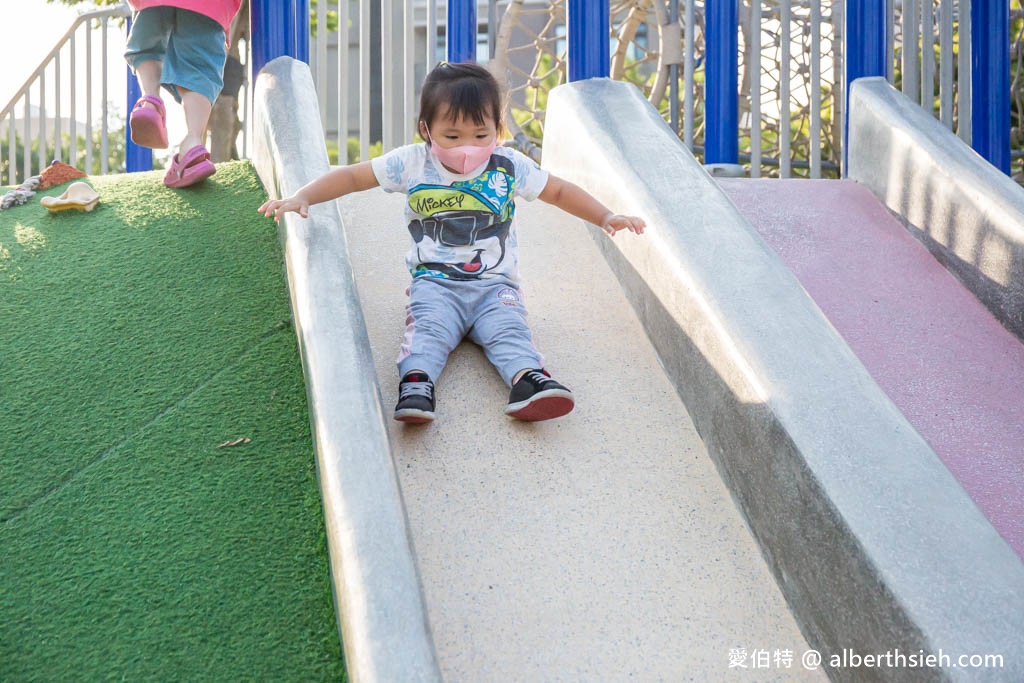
[
  {"xmin": 971, "ymin": 0, "xmax": 1010, "ymax": 174},
  {"xmin": 705, "ymin": 0, "xmax": 738, "ymax": 164},
  {"xmin": 291, "ymin": 0, "xmax": 310, "ymax": 65},
  {"xmin": 125, "ymin": 15, "xmax": 152, "ymax": 173},
  {"xmin": 251, "ymin": 0, "xmax": 310, "ymax": 73},
  {"xmin": 567, "ymin": 0, "xmax": 609, "ymax": 81},
  {"xmin": 844, "ymin": 0, "xmax": 887, "ymax": 171},
  {"xmin": 447, "ymin": 0, "xmax": 478, "ymax": 63}
]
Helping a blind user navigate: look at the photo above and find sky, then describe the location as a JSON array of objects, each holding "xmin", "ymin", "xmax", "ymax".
[{"xmin": 1, "ymin": 2, "xmax": 101, "ymax": 108}]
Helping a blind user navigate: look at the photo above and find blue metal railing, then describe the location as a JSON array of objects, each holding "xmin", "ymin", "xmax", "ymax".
[
  {"xmin": 568, "ymin": 0, "xmax": 610, "ymax": 81},
  {"xmin": 972, "ymin": 0, "xmax": 1010, "ymax": 174},
  {"xmin": 447, "ymin": 0, "xmax": 478, "ymax": 64},
  {"xmin": 704, "ymin": 0, "xmax": 739, "ymax": 166},
  {"xmin": 251, "ymin": 0, "xmax": 309, "ymax": 76},
  {"xmin": 240, "ymin": 0, "xmax": 1013, "ymax": 176},
  {"xmin": 844, "ymin": 0, "xmax": 889, "ymax": 168}
]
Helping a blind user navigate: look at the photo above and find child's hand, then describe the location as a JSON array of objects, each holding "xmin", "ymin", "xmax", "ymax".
[
  {"xmin": 258, "ymin": 195, "xmax": 309, "ymax": 220},
  {"xmin": 602, "ymin": 213, "xmax": 646, "ymax": 237}
]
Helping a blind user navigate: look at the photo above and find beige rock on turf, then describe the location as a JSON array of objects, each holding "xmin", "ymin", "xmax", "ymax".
[{"xmin": 40, "ymin": 182, "xmax": 100, "ymax": 213}]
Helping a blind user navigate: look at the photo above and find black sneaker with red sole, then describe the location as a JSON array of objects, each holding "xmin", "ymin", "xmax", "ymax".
[
  {"xmin": 394, "ymin": 372, "xmax": 435, "ymax": 423},
  {"xmin": 504, "ymin": 369, "xmax": 574, "ymax": 421}
]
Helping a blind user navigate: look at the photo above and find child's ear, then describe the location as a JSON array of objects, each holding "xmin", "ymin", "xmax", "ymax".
[{"xmin": 418, "ymin": 120, "xmax": 429, "ymax": 141}]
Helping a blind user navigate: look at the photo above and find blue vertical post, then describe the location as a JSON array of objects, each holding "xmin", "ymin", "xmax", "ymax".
[
  {"xmin": 125, "ymin": 15, "xmax": 152, "ymax": 173},
  {"xmin": 447, "ymin": 0, "xmax": 477, "ymax": 63},
  {"xmin": 251, "ymin": 0, "xmax": 309, "ymax": 75},
  {"xmin": 844, "ymin": 0, "xmax": 887, "ymax": 171},
  {"xmin": 251, "ymin": 0, "xmax": 286, "ymax": 75},
  {"xmin": 971, "ymin": 0, "xmax": 1010, "ymax": 174},
  {"xmin": 290, "ymin": 0, "xmax": 310, "ymax": 65},
  {"xmin": 705, "ymin": 0, "xmax": 738, "ymax": 164},
  {"xmin": 567, "ymin": 0, "xmax": 609, "ymax": 80}
]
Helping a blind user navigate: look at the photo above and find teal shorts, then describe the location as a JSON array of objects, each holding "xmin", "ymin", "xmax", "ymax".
[{"xmin": 125, "ymin": 7, "xmax": 227, "ymax": 106}]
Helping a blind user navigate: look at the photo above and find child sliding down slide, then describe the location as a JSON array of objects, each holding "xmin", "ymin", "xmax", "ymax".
[{"xmin": 259, "ymin": 62, "xmax": 646, "ymax": 423}]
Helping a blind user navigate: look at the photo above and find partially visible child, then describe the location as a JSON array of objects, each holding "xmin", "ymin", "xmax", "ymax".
[
  {"xmin": 259, "ymin": 61, "xmax": 645, "ymax": 423},
  {"xmin": 124, "ymin": 0, "xmax": 242, "ymax": 188}
]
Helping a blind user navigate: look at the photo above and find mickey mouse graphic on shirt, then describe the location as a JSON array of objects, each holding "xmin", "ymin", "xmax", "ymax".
[{"xmin": 407, "ymin": 155, "xmax": 517, "ymax": 280}]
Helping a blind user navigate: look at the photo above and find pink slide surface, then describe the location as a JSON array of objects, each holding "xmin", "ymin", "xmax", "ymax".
[{"xmin": 720, "ymin": 178, "xmax": 1024, "ymax": 560}]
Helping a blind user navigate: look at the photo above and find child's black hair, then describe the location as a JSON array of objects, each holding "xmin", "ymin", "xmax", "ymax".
[{"xmin": 418, "ymin": 61, "xmax": 505, "ymax": 135}]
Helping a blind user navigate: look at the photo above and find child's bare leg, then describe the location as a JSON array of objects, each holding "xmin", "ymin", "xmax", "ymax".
[
  {"xmin": 135, "ymin": 59, "xmax": 163, "ymax": 105},
  {"xmin": 178, "ymin": 87, "xmax": 213, "ymax": 153}
]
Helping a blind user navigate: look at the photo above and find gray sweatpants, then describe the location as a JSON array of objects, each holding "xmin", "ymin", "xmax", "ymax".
[{"xmin": 397, "ymin": 277, "xmax": 545, "ymax": 386}]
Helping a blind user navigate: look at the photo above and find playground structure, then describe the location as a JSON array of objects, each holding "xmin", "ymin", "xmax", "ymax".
[
  {"xmin": 250, "ymin": 1, "xmax": 1024, "ymax": 681},
  {"xmin": 2, "ymin": 1, "xmax": 1020, "ymax": 184},
  {"xmin": 254, "ymin": 54, "xmax": 1024, "ymax": 679},
  {"xmin": 4, "ymin": 1, "xmax": 1024, "ymax": 680}
]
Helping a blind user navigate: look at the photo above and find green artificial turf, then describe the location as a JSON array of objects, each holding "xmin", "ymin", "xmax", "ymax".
[{"xmin": 0, "ymin": 163, "xmax": 345, "ymax": 681}]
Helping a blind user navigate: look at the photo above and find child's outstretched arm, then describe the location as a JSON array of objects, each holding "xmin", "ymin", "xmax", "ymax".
[
  {"xmin": 258, "ymin": 161, "xmax": 380, "ymax": 220},
  {"xmin": 538, "ymin": 174, "xmax": 645, "ymax": 237}
]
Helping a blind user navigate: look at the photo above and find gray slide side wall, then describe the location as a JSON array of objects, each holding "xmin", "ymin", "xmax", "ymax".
[
  {"xmin": 252, "ymin": 57, "xmax": 441, "ymax": 683},
  {"xmin": 848, "ymin": 76, "xmax": 1024, "ymax": 340},
  {"xmin": 543, "ymin": 79, "xmax": 1024, "ymax": 682}
]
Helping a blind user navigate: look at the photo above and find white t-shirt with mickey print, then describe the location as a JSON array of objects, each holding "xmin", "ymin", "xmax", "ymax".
[{"xmin": 371, "ymin": 143, "xmax": 549, "ymax": 284}]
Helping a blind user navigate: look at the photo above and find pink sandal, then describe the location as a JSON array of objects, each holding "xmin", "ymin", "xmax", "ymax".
[
  {"xmin": 163, "ymin": 144, "xmax": 216, "ymax": 188},
  {"xmin": 129, "ymin": 95, "xmax": 168, "ymax": 149}
]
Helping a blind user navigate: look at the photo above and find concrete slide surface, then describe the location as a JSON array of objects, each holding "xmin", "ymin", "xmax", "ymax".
[
  {"xmin": 720, "ymin": 178, "xmax": 1024, "ymax": 560},
  {"xmin": 338, "ymin": 188, "xmax": 825, "ymax": 681}
]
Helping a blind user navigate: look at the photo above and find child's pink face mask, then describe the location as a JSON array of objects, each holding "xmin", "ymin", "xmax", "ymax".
[{"xmin": 426, "ymin": 129, "xmax": 497, "ymax": 174}]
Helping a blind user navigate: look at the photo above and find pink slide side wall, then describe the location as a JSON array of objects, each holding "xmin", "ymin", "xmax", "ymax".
[{"xmin": 719, "ymin": 178, "xmax": 1024, "ymax": 560}]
